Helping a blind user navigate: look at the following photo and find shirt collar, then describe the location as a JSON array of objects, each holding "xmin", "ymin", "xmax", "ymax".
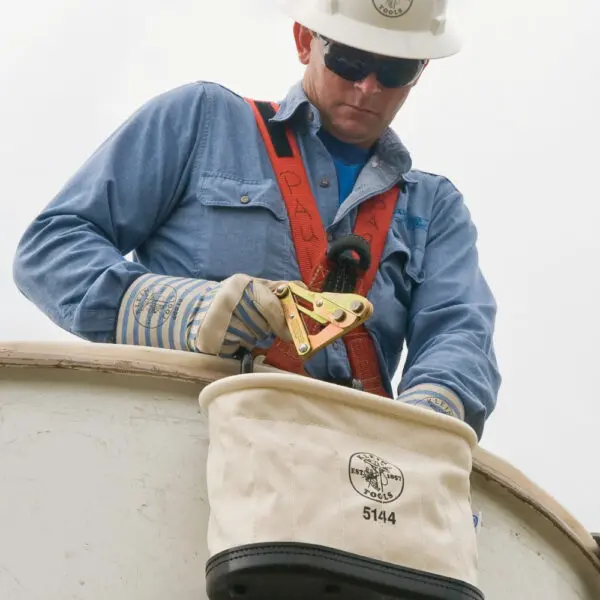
[{"xmin": 272, "ymin": 81, "xmax": 415, "ymax": 180}]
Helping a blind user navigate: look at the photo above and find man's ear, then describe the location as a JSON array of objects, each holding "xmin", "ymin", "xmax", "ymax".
[{"xmin": 293, "ymin": 22, "xmax": 313, "ymax": 65}]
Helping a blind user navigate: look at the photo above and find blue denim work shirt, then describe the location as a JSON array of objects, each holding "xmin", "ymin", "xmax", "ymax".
[{"xmin": 12, "ymin": 80, "xmax": 501, "ymax": 438}]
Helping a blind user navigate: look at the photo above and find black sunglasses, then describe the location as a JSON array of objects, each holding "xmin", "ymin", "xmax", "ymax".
[{"xmin": 317, "ymin": 35, "xmax": 426, "ymax": 89}]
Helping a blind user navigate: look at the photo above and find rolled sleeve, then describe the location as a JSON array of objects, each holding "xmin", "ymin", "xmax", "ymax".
[
  {"xmin": 12, "ymin": 83, "xmax": 207, "ymax": 342},
  {"xmin": 399, "ymin": 178, "xmax": 501, "ymax": 439}
]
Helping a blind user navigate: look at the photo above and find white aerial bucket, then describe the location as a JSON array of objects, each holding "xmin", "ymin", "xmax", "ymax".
[{"xmin": 0, "ymin": 341, "xmax": 598, "ymax": 599}]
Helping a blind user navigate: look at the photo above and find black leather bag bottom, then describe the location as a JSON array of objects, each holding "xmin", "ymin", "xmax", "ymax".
[{"xmin": 205, "ymin": 542, "xmax": 484, "ymax": 600}]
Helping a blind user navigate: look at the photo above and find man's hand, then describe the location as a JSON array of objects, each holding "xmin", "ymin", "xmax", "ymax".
[
  {"xmin": 116, "ymin": 273, "xmax": 299, "ymax": 357},
  {"xmin": 399, "ymin": 384, "xmax": 466, "ymax": 421},
  {"xmin": 190, "ymin": 274, "xmax": 294, "ymax": 357}
]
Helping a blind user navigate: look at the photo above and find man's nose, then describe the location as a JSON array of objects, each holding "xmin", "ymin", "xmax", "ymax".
[{"xmin": 353, "ymin": 73, "xmax": 382, "ymax": 94}]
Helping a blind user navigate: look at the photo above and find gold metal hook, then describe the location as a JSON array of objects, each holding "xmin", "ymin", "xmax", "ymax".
[{"xmin": 275, "ymin": 282, "xmax": 373, "ymax": 359}]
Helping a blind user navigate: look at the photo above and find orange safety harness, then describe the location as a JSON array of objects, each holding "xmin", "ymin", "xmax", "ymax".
[{"xmin": 248, "ymin": 99, "xmax": 400, "ymax": 398}]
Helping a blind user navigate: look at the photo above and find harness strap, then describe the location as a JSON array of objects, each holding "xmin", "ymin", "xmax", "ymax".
[{"xmin": 248, "ymin": 99, "xmax": 399, "ymax": 397}]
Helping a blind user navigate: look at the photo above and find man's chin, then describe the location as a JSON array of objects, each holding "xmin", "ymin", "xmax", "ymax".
[
  {"xmin": 332, "ymin": 131, "xmax": 375, "ymax": 149},
  {"xmin": 338, "ymin": 104, "xmax": 379, "ymax": 120}
]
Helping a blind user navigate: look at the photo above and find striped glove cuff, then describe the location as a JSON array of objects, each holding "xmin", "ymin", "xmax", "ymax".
[
  {"xmin": 116, "ymin": 273, "xmax": 216, "ymax": 351},
  {"xmin": 399, "ymin": 384, "xmax": 466, "ymax": 421}
]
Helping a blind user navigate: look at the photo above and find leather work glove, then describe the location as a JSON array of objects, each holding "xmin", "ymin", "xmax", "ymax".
[
  {"xmin": 398, "ymin": 384, "xmax": 466, "ymax": 421},
  {"xmin": 190, "ymin": 274, "xmax": 293, "ymax": 357},
  {"xmin": 116, "ymin": 272, "xmax": 297, "ymax": 358}
]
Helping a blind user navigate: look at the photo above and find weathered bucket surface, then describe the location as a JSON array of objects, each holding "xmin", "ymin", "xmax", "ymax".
[{"xmin": 0, "ymin": 342, "xmax": 598, "ymax": 600}]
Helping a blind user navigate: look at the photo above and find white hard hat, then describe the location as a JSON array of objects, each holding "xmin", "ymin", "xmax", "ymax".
[{"xmin": 278, "ymin": 0, "xmax": 462, "ymax": 60}]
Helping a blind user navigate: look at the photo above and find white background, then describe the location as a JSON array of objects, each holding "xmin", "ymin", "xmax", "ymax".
[{"xmin": 1, "ymin": 0, "xmax": 598, "ymax": 532}]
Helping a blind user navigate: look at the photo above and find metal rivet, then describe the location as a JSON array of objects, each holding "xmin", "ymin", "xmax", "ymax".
[
  {"xmin": 299, "ymin": 344, "xmax": 310, "ymax": 354},
  {"xmin": 315, "ymin": 299, "xmax": 324, "ymax": 307},
  {"xmin": 319, "ymin": 177, "xmax": 330, "ymax": 188},
  {"xmin": 332, "ymin": 309, "xmax": 346, "ymax": 322},
  {"xmin": 240, "ymin": 195, "xmax": 250, "ymax": 204},
  {"xmin": 350, "ymin": 301, "xmax": 364, "ymax": 314}
]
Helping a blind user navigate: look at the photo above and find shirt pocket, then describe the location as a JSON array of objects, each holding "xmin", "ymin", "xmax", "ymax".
[
  {"xmin": 379, "ymin": 228, "xmax": 425, "ymax": 294},
  {"xmin": 195, "ymin": 175, "xmax": 293, "ymax": 281}
]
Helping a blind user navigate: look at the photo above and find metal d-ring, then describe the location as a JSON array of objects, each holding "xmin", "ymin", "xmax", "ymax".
[
  {"xmin": 326, "ymin": 234, "xmax": 372, "ymax": 272},
  {"xmin": 324, "ymin": 234, "xmax": 372, "ymax": 294}
]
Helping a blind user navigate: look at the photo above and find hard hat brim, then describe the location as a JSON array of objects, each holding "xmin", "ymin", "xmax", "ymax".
[{"xmin": 280, "ymin": 2, "xmax": 462, "ymax": 60}]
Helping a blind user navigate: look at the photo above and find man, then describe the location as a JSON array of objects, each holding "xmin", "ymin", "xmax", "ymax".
[{"xmin": 12, "ymin": 0, "xmax": 501, "ymax": 439}]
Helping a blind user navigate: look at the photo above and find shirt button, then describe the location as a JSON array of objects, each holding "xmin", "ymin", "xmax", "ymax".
[
  {"xmin": 240, "ymin": 195, "xmax": 250, "ymax": 204},
  {"xmin": 371, "ymin": 157, "xmax": 380, "ymax": 168},
  {"xmin": 327, "ymin": 233, "xmax": 334, "ymax": 242},
  {"xmin": 319, "ymin": 177, "xmax": 330, "ymax": 188},
  {"xmin": 308, "ymin": 111, "xmax": 315, "ymax": 122}
]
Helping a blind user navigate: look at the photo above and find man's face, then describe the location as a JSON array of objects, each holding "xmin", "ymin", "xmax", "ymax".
[{"xmin": 294, "ymin": 24, "xmax": 426, "ymax": 148}]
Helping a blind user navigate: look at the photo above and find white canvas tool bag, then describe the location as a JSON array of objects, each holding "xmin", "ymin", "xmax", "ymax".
[{"xmin": 199, "ymin": 373, "xmax": 482, "ymax": 598}]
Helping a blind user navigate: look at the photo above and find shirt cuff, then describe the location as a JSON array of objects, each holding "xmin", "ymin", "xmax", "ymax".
[{"xmin": 116, "ymin": 273, "xmax": 214, "ymax": 351}]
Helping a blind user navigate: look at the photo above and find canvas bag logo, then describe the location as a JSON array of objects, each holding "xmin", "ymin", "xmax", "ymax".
[{"xmin": 349, "ymin": 452, "xmax": 405, "ymax": 503}]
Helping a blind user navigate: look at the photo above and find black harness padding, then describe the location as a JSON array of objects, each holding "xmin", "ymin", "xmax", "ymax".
[{"xmin": 253, "ymin": 101, "xmax": 293, "ymax": 158}]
